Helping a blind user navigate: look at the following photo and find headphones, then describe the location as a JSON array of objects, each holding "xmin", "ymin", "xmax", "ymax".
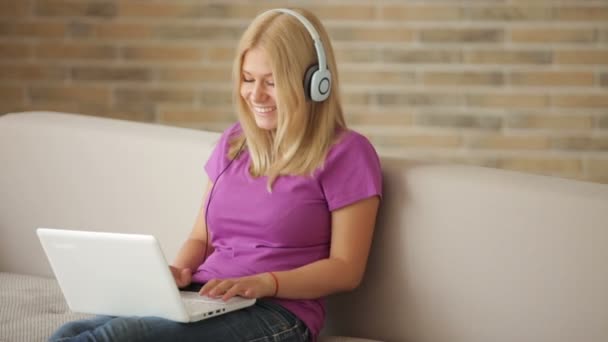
[{"xmin": 258, "ymin": 8, "xmax": 332, "ymax": 102}]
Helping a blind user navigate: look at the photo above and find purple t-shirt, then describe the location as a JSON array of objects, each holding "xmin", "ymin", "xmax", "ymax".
[{"xmin": 192, "ymin": 123, "xmax": 382, "ymax": 338}]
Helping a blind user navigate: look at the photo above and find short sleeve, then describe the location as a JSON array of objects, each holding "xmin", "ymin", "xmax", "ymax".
[
  {"xmin": 318, "ymin": 131, "xmax": 383, "ymax": 211},
  {"xmin": 204, "ymin": 123, "xmax": 241, "ymax": 182}
]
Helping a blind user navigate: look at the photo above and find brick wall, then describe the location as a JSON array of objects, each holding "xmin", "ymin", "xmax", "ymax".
[{"xmin": 1, "ymin": 0, "xmax": 607, "ymax": 183}]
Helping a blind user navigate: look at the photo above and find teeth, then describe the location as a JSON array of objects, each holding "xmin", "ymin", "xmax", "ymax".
[{"xmin": 253, "ymin": 106, "xmax": 276, "ymax": 113}]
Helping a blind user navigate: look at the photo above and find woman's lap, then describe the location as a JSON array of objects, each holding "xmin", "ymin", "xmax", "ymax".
[{"xmin": 49, "ymin": 299, "xmax": 309, "ymax": 342}]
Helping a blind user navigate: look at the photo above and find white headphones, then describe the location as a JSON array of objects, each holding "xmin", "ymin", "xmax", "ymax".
[{"xmin": 258, "ymin": 8, "xmax": 332, "ymax": 102}]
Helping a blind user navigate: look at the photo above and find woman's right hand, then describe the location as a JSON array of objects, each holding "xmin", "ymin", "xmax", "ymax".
[{"xmin": 170, "ymin": 265, "xmax": 192, "ymax": 288}]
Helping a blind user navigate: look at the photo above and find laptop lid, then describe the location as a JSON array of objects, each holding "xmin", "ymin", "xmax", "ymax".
[{"xmin": 36, "ymin": 228, "xmax": 255, "ymax": 322}]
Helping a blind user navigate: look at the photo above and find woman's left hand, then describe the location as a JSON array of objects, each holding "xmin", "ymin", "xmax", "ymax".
[{"xmin": 199, "ymin": 273, "xmax": 276, "ymax": 301}]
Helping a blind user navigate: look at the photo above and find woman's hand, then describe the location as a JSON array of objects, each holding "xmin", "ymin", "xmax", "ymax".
[
  {"xmin": 170, "ymin": 265, "xmax": 192, "ymax": 289},
  {"xmin": 199, "ymin": 273, "xmax": 276, "ymax": 301}
]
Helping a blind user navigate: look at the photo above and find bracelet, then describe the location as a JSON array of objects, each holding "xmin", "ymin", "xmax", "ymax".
[{"xmin": 268, "ymin": 272, "xmax": 279, "ymax": 297}]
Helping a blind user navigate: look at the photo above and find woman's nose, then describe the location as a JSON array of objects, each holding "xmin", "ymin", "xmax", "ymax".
[{"xmin": 251, "ymin": 82, "xmax": 266, "ymax": 102}]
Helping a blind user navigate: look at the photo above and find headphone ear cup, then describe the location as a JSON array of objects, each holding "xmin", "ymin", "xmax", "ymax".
[{"xmin": 303, "ymin": 64, "xmax": 319, "ymax": 101}]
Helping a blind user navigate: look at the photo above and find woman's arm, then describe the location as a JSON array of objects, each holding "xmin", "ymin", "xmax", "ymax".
[
  {"xmin": 170, "ymin": 180, "xmax": 214, "ymax": 287},
  {"xmin": 272, "ymin": 195, "xmax": 380, "ymax": 297},
  {"xmin": 201, "ymin": 195, "xmax": 380, "ymax": 300}
]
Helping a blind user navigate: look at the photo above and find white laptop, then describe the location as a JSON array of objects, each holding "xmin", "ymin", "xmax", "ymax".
[{"xmin": 37, "ymin": 228, "xmax": 256, "ymax": 323}]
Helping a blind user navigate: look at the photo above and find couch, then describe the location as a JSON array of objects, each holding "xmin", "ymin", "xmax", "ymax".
[{"xmin": 1, "ymin": 111, "xmax": 607, "ymax": 342}]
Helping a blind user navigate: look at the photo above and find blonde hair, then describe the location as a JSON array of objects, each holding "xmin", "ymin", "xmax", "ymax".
[{"xmin": 229, "ymin": 8, "xmax": 346, "ymax": 191}]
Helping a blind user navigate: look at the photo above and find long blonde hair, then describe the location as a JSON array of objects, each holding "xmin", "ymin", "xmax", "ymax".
[{"xmin": 229, "ymin": 8, "xmax": 346, "ymax": 191}]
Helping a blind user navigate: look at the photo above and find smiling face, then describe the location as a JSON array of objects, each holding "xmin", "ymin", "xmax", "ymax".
[{"xmin": 239, "ymin": 47, "xmax": 277, "ymax": 131}]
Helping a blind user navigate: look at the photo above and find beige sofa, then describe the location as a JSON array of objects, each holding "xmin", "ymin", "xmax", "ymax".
[{"xmin": 1, "ymin": 111, "xmax": 607, "ymax": 342}]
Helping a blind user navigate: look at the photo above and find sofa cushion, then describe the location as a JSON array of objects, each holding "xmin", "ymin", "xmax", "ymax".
[
  {"xmin": 0, "ymin": 272, "xmax": 380, "ymax": 342},
  {"xmin": 0, "ymin": 272, "xmax": 92, "ymax": 342}
]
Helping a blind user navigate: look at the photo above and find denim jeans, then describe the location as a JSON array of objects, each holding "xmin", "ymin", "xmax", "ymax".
[{"xmin": 48, "ymin": 299, "xmax": 310, "ymax": 342}]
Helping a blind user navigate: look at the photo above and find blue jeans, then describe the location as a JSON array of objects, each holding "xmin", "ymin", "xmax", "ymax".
[{"xmin": 48, "ymin": 299, "xmax": 310, "ymax": 342}]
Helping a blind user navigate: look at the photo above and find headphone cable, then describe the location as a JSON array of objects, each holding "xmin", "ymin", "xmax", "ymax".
[{"xmin": 201, "ymin": 139, "xmax": 247, "ymax": 263}]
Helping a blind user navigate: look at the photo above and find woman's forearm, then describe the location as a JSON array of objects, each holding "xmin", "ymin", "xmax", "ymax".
[
  {"xmin": 172, "ymin": 238, "xmax": 210, "ymax": 272},
  {"xmin": 270, "ymin": 257, "xmax": 365, "ymax": 299}
]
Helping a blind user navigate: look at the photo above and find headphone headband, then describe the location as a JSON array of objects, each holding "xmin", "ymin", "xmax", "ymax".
[
  {"xmin": 268, "ymin": 9, "xmax": 327, "ymax": 71},
  {"xmin": 257, "ymin": 8, "xmax": 332, "ymax": 102}
]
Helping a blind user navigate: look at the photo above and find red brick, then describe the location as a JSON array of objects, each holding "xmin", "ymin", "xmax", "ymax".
[{"xmin": 29, "ymin": 85, "xmax": 110, "ymax": 104}]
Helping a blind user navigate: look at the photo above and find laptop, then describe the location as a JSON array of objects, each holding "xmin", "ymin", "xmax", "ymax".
[{"xmin": 37, "ymin": 228, "xmax": 256, "ymax": 323}]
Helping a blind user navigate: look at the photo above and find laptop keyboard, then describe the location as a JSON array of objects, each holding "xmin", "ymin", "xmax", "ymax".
[{"xmin": 180, "ymin": 292, "xmax": 229, "ymax": 315}]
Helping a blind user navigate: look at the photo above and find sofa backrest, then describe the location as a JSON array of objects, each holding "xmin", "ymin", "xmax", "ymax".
[
  {"xmin": 2, "ymin": 112, "xmax": 608, "ymax": 342},
  {"xmin": 0, "ymin": 112, "xmax": 213, "ymax": 276},
  {"xmin": 325, "ymin": 159, "xmax": 608, "ymax": 342}
]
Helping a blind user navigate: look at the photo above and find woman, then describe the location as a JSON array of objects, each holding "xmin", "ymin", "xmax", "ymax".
[{"xmin": 49, "ymin": 8, "xmax": 381, "ymax": 342}]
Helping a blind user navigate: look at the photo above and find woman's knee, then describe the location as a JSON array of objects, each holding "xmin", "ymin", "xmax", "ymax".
[{"xmin": 48, "ymin": 316, "xmax": 113, "ymax": 341}]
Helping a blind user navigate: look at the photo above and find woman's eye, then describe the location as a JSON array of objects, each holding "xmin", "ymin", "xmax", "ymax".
[{"xmin": 242, "ymin": 77, "xmax": 273, "ymax": 86}]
